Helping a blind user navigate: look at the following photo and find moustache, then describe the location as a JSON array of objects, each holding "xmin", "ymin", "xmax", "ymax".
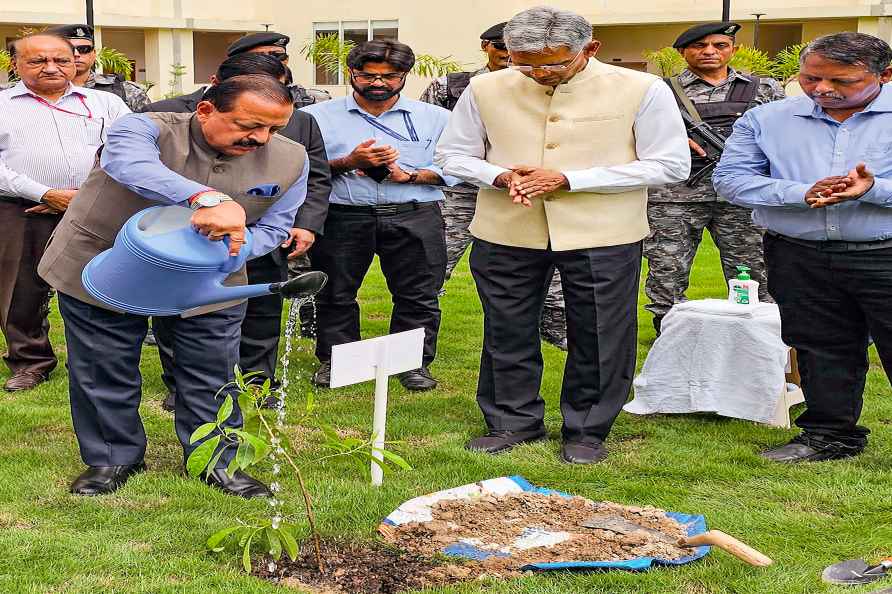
[{"xmin": 234, "ymin": 139, "xmax": 264, "ymax": 148}]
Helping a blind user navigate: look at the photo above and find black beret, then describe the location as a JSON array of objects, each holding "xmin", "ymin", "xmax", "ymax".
[
  {"xmin": 674, "ymin": 22, "xmax": 741, "ymax": 49},
  {"xmin": 227, "ymin": 32, "xmax": 290, "ymax": 57},
  {"xmin": 45, "ymin": 24, "xmax": 94, "ymax": 41},
  {"xmin": 480, "ymin": 22, "xmax": 507, "ymax": 41}
]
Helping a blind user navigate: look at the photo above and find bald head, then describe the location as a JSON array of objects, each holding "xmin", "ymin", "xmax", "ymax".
[{"xmin": 13, "ymin": 34, "xmax": 76, "ymax": 97}]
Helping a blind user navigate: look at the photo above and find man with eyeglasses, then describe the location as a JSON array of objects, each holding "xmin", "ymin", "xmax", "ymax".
[
  {"xmin": 45, "ymin": 24, "xmax": 150, "ymax": 112},
  {"xmin": 0, "ymin": 33, "xmax": 129, "ymax": 392},
  {"xmin": 437, "ymin": 7, "xmax": 690, "ymax": 464},
  {"xmin": 301, "ymin": 39, "xmax": 461, "ymax": 392},
  {"xmin": 226, "ymin": 32, "xmax": 330, "ymax": 107}
]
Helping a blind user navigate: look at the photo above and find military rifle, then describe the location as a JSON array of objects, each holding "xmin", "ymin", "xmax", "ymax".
[{"xmin": 679, "ymin": 109, "xmax": 728, "ymax": 187}]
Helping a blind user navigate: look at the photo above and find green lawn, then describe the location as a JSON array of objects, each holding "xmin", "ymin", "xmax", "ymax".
[{"xmin": 1, "ymin": 234, "xmax": 891, "ymax": 594}]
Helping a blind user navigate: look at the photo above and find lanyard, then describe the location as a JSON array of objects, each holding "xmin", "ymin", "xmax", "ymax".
[
  {"xmin": 357, "ymin": 111, "xmax": 419, "ymax": 142},
  {"xmin": 28, "ymin": 93, "xmax": 93, "ymax": 119}
]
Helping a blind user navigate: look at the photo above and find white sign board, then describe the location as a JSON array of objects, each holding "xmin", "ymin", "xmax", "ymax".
[
  {"xmin": 328, "ymin": 327, "xmax": 425, "ymax": 486},
  {"xmin": 329, "ymin": 328, "xmax": 424, "ymax": 388}
]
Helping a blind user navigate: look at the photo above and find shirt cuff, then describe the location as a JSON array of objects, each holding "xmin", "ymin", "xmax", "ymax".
[
  {"xmin": 781, "ymin": 182, "xmax": 812, "ymax": 207},
  {"xmin": 20, "ymin": 180, "xmax": 53, "ymax": 202},
  {"xmin": 477, "ymin": 162, "xmax": 511, "ymax": 187},
  {"xmin": 562, "ymin": 169, "xmax": 597, "ymax": 192}
]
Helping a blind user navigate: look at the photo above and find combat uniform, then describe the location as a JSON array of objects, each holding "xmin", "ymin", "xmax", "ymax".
[
  {"xmin": 83, "ymin": 72, "xmax": 150, "ymax": 112},
  {"xmin": 644, "ymin": 67, "xmax": 784, "ymax": 325}
]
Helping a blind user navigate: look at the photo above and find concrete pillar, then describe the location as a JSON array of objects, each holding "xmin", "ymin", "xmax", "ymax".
[
  {"xmin": 93, "ymin": 25, "xmax": 104, "ymax": 75},
  {"xmin": 857, "ymin": 16, "xmax": 892, "ymax": 43},
  {"xmin": 144, "ymin": 28, "xmax": 175, "ymax": 100}
]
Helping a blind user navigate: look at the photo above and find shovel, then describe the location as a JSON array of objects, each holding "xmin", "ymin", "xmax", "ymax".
[
  {"xmin": 581, "ymin": 515, "xmax": 773, "ymax": 567},
  {"xmin": 822, "ymin": 558, "xmax": 892, "ymax": 585}
]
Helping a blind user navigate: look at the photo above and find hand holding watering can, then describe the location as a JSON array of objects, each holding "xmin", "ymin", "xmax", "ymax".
[{"xmin": 189, "ymin": 192, "xmax": 247, "ymax": 256}]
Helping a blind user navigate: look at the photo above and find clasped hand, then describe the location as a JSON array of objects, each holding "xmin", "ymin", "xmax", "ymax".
[
  {"xmin": 806, "ymin": 163, "xmax": 875, "ymax": 208},
  {"xmin": 494, "ymin": 167, "xmax": 570, "ymax": 207}
]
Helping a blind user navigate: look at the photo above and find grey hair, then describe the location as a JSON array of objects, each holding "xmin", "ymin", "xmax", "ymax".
[
  {"xmin": 800, "ymin": 32, "xmax": 892, "ymax": 76},
  {"xmin": 503, "ymin": 6, "xmax": 593, "ymax": 54}
]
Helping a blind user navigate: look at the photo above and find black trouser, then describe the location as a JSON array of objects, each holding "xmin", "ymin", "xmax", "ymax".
[
  {"xmin": 59, "ymin": 293, "xmax": 246, "ymax": 467},
  {"xmin": 764, "ymin": 234, "xmax": 892, "ymax": 447},
  {"xmin": 310, "ymin": 202, "xmax": 446, "ymax": 366},
  {"xmin": 470, "ymin": 239, "xmax": 642, "ymax": 444}
]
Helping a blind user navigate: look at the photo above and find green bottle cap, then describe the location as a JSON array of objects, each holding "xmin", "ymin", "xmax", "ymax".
[{"xmin": 736, "ymin": 265, "xmax": 751, "ymax": 281}]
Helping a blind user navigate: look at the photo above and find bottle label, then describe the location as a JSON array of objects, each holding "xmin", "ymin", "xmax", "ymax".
[{"xmin": 734, "ymin": 285, "xmax": 750, "ymax": 304}]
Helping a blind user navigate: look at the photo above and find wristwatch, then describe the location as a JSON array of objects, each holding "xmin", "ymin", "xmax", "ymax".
[{"xmin": 190, "ymin": 191, "xmax": 233, "ymax": 210}]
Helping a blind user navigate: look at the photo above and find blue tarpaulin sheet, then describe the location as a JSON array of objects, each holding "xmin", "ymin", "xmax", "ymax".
[{"xmin": 380, "ymin": 475, "xmax": 710, "ymax": 572}]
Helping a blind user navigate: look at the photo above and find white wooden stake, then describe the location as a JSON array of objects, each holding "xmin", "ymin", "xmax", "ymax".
[{"xmin": 370, "ymin": 341, "xmax": 389, "ymax": 487}]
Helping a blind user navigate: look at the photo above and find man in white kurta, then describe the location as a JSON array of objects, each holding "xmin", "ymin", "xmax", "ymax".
[{"xmin": 436, "ymin": 6, "xmax": 690, "ymax": 463}]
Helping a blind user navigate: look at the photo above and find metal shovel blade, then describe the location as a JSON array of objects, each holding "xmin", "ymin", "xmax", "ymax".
[
  {"xmin": 822, "ymin": 559, "xmax": 891, "ymax": 585},
  {"xmin": 580, "ymin": 515, "xmax": 674, "ymax": 544},
  {"xmin": 272, "ymin": 271, "xmax": 328, "ymax": 299}
]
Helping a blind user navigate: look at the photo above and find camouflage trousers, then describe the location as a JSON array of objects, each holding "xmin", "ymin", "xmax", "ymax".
[
  {"xmin": 442, "ymin": 190, "xmax": 477, "ymax": 280},
  {"xmin": 644, "ymin": 200, "xmax": 771, "ymax": 318}
]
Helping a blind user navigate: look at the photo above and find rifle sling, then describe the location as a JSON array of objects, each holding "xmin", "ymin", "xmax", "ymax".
[{"xmin": 668, "ymin": 76, "xmax": 703, "ymax": 123}]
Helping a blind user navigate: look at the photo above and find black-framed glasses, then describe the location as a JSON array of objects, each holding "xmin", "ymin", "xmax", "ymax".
[
  {"xmin": 261, "ymin": 51, "xmax": 288, "ymax": 62},
  {"xmin": 72, "ymin": 45, "xmax": 95, "ymax": 55},
  {"xmin": 489, "ymin": 41, "xmax": 507, "ymax": 51},
  {"xmin": 351, "ymin": 71, "xmax": 407, "ymax": 84}
]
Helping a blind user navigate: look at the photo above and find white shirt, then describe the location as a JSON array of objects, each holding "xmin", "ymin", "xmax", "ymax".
[
  {"xmin": 0, "ymin": 81, "xmax": 131, "ymax": 202},
  {"xmin": 434, "ymin": 78, "xmax": 690, "ymax": 192}
]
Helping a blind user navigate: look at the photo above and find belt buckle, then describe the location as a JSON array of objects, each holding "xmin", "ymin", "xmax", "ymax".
[{"xmin": 373, "ymin": 204, "xmax": 399, "ymax": 216}]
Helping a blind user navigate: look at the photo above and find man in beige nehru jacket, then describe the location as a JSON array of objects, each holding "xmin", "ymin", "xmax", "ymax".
[{"xmin": 436, "ymin": 6, "xmax": 689, "ymax": 464}]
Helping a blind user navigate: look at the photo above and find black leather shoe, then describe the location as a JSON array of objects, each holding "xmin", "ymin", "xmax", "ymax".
[
  {"xmin": 203, "ymin": 469, "xmax": 271, "ymax": 499},
  {"xmin": 465, "ymin": 429, "xmax": 548, "ymax": 454},
  {"xmin": 561, "ymin": 441, "xmax": 607, "ymax": 464},
  {"xmin": 312, "ymin": 361, "xmax": 331, "ymax": 387},
  {"xmin": 398, "ymin": 367, "xmax": 438, "ymax": 391},
  {"xmin": 70, "ymin": 462, "xmax": 146, "ymax": 495},
  {"xmin": 761, "ymin": 434, "xmax": 863, "ymax": 463},
  {"xmin": 162, "ymin": 392, "xmax": 176, "ymax": 412}
]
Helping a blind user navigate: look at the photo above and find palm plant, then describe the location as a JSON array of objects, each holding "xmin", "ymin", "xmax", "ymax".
[
  {"xmin": 642, "ymin": 46, "xmax": 686, "ymax": 77},
  {"xmin": 772, "ymin": 42, "xmax": 808, "ymax": 82},
  {"xmin": 0, "ymin": 48, "xmax": 11, "ymax": 73},
  {"xmin": 728, "ymin": 46, "xmax": 775, "ymax": 76},
  {"xmin": 301, "ymin": 32, "xmax": 464, "ymax": 80},
  {"xmin": 97, "ymin": 46, "xmax": 133, "ymax": 78}
]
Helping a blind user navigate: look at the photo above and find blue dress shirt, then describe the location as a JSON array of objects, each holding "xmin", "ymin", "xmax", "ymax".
[
  {"xmin": 300, "ymin": 94, "xmax": 460, "ymax": 205},
  {"xmin": 713, "ymin": 86, "xmax": 892, "ymax": 241},
  {"xmin": 99, "ymin": 113, "xmax": 307, "ymax": 259}
]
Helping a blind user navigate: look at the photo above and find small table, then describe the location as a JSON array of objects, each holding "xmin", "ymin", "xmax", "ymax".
[{"xmin": 625, "ymin": 299, "xmax": 803, "ymax": 428}]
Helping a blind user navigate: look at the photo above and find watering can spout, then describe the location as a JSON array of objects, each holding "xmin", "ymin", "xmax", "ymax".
[{"xmin": 197, "ymin": 271, "xmax": 329, "ymax": 308}]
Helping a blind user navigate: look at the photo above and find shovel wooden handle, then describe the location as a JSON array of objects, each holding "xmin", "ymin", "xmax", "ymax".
[{"xmin": 679, "ymin": 530, "xmax": 773, "ymax": 567}]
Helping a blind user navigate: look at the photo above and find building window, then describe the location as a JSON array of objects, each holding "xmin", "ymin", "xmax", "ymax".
[{"xmin": 312, "ymin": 20, "xmax": 399, "ymax": 85}]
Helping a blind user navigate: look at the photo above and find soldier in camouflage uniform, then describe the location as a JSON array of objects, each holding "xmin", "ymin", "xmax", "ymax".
[
  {"xmin": 46, "ymin": 25, "xmax": 150, "ymax": 112},
  {"xmin": 645, "ymin": 22, "xmax": 785, "ymax": 334}
]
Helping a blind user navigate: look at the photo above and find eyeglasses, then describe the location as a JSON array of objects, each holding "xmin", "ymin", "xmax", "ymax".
[
  {"xmin": 351, "ymin": 71, "xmax": 407, "ymax": 84},
  {"xmin": 509, "ymin": 50, "xmax": 584, "ymax": 74},
  {"xmin": 72, "ymin": 45, "xmax": 95, "ymax": 55},
  {"xmin": 261, "ymin": 51, "xmax": 288, "ymax": 62},
  {"xmin": 489, "ymin": 41, "xmax": 507, "ymax": 51}
]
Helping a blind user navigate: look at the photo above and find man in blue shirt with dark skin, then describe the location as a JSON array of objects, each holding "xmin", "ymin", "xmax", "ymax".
[
  {"xmin": 302, "ymin": 40, "xmax": 460, "ymax": 392},
  {"xmin": 714, "ymin": 32, "xmax": 892, "ymax": 463}
]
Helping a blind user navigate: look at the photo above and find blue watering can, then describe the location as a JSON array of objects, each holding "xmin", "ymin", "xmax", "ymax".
[{"xmin": 82, "ymin": 205, "xmax": 327, "ymax": 316}]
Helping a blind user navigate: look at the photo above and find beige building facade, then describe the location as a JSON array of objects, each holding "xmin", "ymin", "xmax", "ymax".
[{"xmin": 3, "ymin": 0, "xmax": 892, "ymax": 100}]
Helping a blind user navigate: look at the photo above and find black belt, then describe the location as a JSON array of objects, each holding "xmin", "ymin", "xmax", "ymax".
[
  {"xmin": 0, "ymin": 196, "xmax": 34, "ymax": 207},
  {"xmin": 328, "ymin": 202, "xmax": 430, "ymax": 216},
  {"xmin": 768, "ymin": 231, "xmax": 892, "ymax": 252}
]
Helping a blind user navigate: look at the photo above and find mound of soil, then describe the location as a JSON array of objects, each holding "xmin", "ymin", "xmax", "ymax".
[
  {"xmin": 256, "ymin": 540, "xmax": 466, "ymax": 594},
  {"xmin": 381, "ymin": 492, "xmax": 691, "ymax": 573}
]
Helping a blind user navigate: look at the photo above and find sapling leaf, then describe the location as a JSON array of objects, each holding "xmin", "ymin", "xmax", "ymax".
[
  {"xmin": 265, "ymin": 526, "xmax": 282, "ymax": 560},
  {"xmin": 189, "ymin": 422, "xmax": 217, "ymax": 444},
  {"xmin": 243, "ymin": 413, "xmax": 261, "ymax": 437},
  {"xmin": 206, "ymin": 448, "xmax": 225, "ymax": 476},
  {"xmin": 320, "ymin": 424, "xmax": 340, "ymax": 443},
  {"xmin": 226, "ymin": 454, "xmax": 240, "ymax": 478},
  {"xmin": 242, "ymin": 531, "xmax": 255, "ymax": 572},
  {"xmin": 238, "ymin": 392, "xmax": 254, "ymax": 417},
  {"xmin": 378, "ymin": 448, "xmax": 412, "ymax": 471},
  {"xmin": 305, "ymin": 389, "xmax": 315, "ymax": 413},
  {"xmin": 262, "ymin": 378, "xmax": 271, "ymax": 394},
  {"xmin": 233, "ymin": 430, "xmax": 270, "ymax": 460},
  {"xmin": 279, "ymin": 525, "xmax": 299, "ymax": 561},
  {"xmin": 186, "ymin": 435, "xmax": 220, "ymax": 477},
  {"xmin": 235, "ymin": 441, "xmax": 255, "ymax": 470},
  {"xmin": 207, "ymin": 526, "xmax": 239, "ymax": 552},
  {"xmin": 216, "ymin": 395, "xmax": 234, "ymax": 425}
]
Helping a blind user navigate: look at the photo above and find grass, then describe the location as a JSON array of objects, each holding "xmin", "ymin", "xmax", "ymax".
[{"xmin": 1, "ymin": 233, "xmax": 890, "ymax": 594}]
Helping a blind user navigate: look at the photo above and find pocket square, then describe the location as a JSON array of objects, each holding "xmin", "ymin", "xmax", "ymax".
[{"xmin": 247, "ymin": 183, "xmax": 280, "ymax": 197}]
